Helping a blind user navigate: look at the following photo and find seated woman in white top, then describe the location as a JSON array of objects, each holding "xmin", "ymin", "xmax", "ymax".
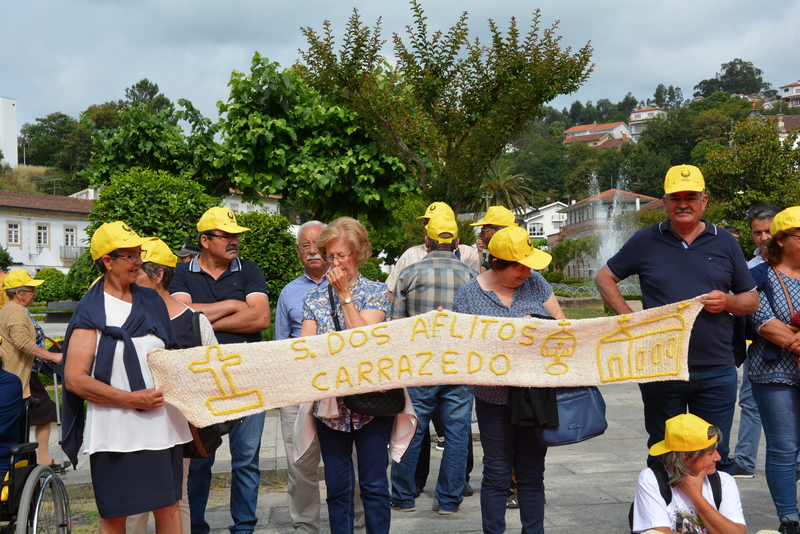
[{"xmin": 631, "ymin": 413, "xmax": 745, "ymax": 534}]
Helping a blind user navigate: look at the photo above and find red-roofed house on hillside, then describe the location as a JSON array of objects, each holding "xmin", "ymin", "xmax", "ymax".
[
  {"xmin": 0, "ymin": 190, "xmax": 93, "ymax": 274},
  {"xmin": 628, "ymin": 107, "xmax": 666, "ymax": 142},
  {"xmin": 780, "ymin": 81, "xmax": 800, "ymax": 108},
  {"xmin": 563, "ymin": 122, "xmax": 631, "ymax": 149}
]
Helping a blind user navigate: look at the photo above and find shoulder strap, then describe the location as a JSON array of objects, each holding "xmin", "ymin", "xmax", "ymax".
[
  {"xmin": 650, "ymin": 462, "xmax": 672, "ymax": 505},
  {"xmin": 773, "ymin": 266, "xmax": 796, "ymax": 317},
  {"xmin": 192, "ymin": 311, "xmax": 204, "ymax": 347},
  {"xmin": 709, "ymin": 471, "xmax": 722, "ymax": 510},
  {"xmin": 327, "ymin": 285, "xmax": 342, "ymax": 331}
]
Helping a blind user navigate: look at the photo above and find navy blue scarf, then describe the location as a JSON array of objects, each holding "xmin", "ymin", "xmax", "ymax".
[{"xmin": 60, "ymin": 277, "xmax": 178, "ymax": 466}]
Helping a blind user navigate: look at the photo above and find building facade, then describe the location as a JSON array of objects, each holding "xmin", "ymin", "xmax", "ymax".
[
  {"xmin": 0, "ymin": 97, "xmax": 18, "ymax": 168},
  {"xmin": 0, "ymin": 191, "xmax": 93, "ymax": 274}
]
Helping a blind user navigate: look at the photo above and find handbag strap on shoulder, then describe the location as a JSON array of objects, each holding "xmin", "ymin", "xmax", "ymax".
[
  {"xmin": 328, "ymin": 284, "xmax": 343, "ymax": 331},
  {"xmin": 772, "ymin": 265, "xmax": 795, "ymax": 317}
]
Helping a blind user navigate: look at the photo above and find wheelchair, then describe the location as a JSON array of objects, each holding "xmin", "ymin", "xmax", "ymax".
[{"xmin": 0, "ymin": 397, "xmax": 71, "ymax": 534}]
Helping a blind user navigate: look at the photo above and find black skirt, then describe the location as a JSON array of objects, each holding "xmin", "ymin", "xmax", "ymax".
[
  {"xmin": 90, "ymin": 445, "xmax": 183, "ymax": 518},
  {"xmin": 28, "ymin": 374, "xmax": 57, "ymax": 426}
]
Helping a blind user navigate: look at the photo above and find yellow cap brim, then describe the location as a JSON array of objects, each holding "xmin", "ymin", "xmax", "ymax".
[{"xmin": 517, "ymin": 249, "xmax": 552, "ymax": 271}]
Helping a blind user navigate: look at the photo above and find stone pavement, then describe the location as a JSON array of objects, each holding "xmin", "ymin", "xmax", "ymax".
[{"xmin": 53, "ymin": 377, "xmax": 784, "ymax": 533}]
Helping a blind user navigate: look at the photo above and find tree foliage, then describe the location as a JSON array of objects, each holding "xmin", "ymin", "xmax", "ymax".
[
  {"xmin": 215, "ymin": 54, "xmax": 414, "ymax": 231},
  {"xmin": 88, "ymin": 168, "xmax": 219, "ymax": 250},
  {"xmin": 124, "ymin": 78, "xmax": 176, "ymax": 123},
  {"xmin": 472, "ymin": 160, "xmax": 534, "ymax": 214},
  {"xmin": 299, "ymin": 1, "xmax": 593, "ymax": 213},
  {"xmin": 17, "ymin": 112, "xmax": 78, "ymax": 167},
  {"xmin": 693, "ymin": 59, "xmax": 771, "ymax": 98},
  {"xmin": 236, "ymin": 211, "xmax": 303, "ymax": 300},
  {"xmin": 703, "ymin": 117, "xmax": 800, "ymax": 223},
  {"xmin": 64, "ymin": 251, "xmax": 98, "ymax": 301},
  {"xmin": 0, "ymin": 247, "xmax": 13, "ymax": 272}
]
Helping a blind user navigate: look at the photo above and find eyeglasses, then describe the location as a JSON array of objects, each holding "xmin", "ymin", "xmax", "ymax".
[
  {"xmin": 110, "ymin": 252, "xmax": 143, "ymax": 262},
  {"xmin": 784, "ymin": 233, "xmax": 800, "ymax": 241},
  {"xmin": 479, "ymin": 225, "xmax": 503, "ymax": 236},
  {"xmin": 17, "ymin": 289, "xmax": 37, "ymax": 295},
  {"xmin": 322, "ymin": 252, "xmax": 353, "ymax": 263},
  {"xmin": 297, "ymin": 242, "xmax": 318, "ymax": 253},
  {"xmin": 206, "ymin": 233, "xmax": 240, "ymax": 243}
]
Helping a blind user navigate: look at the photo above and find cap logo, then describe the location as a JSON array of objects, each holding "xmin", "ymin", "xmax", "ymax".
[
  {"xmin": 227, "ymin": 211, "xmax": 234, "ymax": 220},
  {"xmin": 681, "ymin": 169, "xmax": 691, "ymax": 178},
  {"xmin": 122, "ymin": 224, "xmax": 132, "ymax": 232},
  {"xmin": 526, "ymin": 237, "xmax": 532, "ymax": 247},
  {"xmin": 430, "ymin": 205, "xmax": 437, "ymax": 212}
]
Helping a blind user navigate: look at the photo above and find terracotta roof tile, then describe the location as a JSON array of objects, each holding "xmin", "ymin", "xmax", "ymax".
[
  {"xmin": 560, "ymin": 189, "xmax": 658, "ymax": 211},
  {"xmin": 564, "ymin": 132, "xmax": 609, "ymax": 144},
  {"xmin": 0, "ymin": 190, "xmax": 93, "ymax": 214}
]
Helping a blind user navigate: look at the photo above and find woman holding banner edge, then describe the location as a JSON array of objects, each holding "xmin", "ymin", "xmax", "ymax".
[{"xmin": 453, "ymin": 225, "xmax": 564, "ymax": 534}]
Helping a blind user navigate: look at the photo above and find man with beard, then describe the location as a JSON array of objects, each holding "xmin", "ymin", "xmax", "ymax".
[{"xmin": 171, "ymin": 207, "xmax": 271, "ymax": 534}]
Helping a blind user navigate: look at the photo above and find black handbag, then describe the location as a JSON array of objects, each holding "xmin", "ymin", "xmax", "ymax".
[
  {"xmin": 327, "ymin": 285, "xmax": 404, "ymax": 417},
  {"xmin": 184, "ymin": 419, "xmax": 243, "ymax": 458}
]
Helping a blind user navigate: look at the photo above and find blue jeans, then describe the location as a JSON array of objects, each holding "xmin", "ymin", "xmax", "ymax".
[
  {"xmin": 734, "ymin": 358, "xmax": 763, "ymax": 472},
  {"xmin": 315, "ymin": 415, "xmax": 394, "ymax": 534},
  {"xmin": 752, "ymin": 381, "xmax": 800, "ymax": 518},
  {"xmin": 188, "ymin": 412, "xmax": 265, "ymax": 534},
  {"xmin": 391, "ymin": 385, "xmax": 472, "ymax": 511},
  {"xmin": 639, "ymin": 364, "xmax": 737, "ymax": 475},
  {"xmin": 475, "ymin": 398, "xmax": 547, "ymax": 534}
]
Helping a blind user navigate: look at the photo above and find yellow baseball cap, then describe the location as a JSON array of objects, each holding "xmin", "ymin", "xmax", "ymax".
[
  {"xmin": 197, "ymin": 207, "xmax": 250, "ymax": 233},
  {"xmin": 426, "ymin": 216, "xmax": 458, "ymax": 244},
  {"xmin": 417, "ymin": 202, "xmax": 455, "ymax": 221},
  {"xmin": 649, "ymin": 413, "xmax": 717, "ymax": 456},
  {"xmin": 770, "ymin": 206, "xmax": 800, "ymax": 235},
  {"xmin": 470, "ymin": 206, "xmax": 518, "ymax": 227},
  {"xmin": 3, "ymin": 270, "xmax": 45, "ymax": 290},
  {"xmin": 488, "ymin": 226, "xmax": 551, "ymax": 270},
  {"xmin": 90, "ymin": 222, "xmax": 156, "ymax": 260},
  {"xmin": 664, "ymin": 165, "xmax": 705, "ymax": 195},
  {"xmin": 141, "ymin": 238, "xmax": 177, "ymax": 268}
]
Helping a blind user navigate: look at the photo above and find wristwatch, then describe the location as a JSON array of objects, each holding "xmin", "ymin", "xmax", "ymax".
[{"xmin": 341, "ymin": 297, "xmax": 353, "ymax": 305}]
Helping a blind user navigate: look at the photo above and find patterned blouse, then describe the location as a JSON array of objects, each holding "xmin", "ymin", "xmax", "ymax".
[
  {"xmin": 749, "ymin": 268, "xmax": 800, "ymax": 385},
  {"xmin": 452, "ymin": 272, "xmax": 554, "ymax": 405},
  {"xmin": 302, "ymin": 274, "xmax": 391, "ymax": 431}
]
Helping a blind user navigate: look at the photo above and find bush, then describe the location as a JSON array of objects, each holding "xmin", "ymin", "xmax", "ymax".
[
  {"xmin": 89, "ymin": 168, "xmax": 219, "ymax": 250},
  {"xmin": 236, "ymin": 211, "xmax": 303, "ymax": 301},
  {"xmin": 359, "ymin": 258, "xmax": 387, "ymax": 283},
  {"xmin": 542, "ymin": 270, "xmax": 564, "ymax": 284},
  {"xmin": 33, "ymin": 268, "xmax": 68, "ymax": 303},
  {"xmin": 64, "ymin": 251, "xmax": 101, "ymax": 301}
]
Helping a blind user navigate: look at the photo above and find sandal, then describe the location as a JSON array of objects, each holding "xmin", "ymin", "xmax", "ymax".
[{"xmin": 507, "ymin": 494, "xmax": 519, "ymax": 509}]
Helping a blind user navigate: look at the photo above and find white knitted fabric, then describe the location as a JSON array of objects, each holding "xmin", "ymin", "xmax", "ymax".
[{"xmin": 149, "ymin": 296, "xmax": 704, "ymax": 427}]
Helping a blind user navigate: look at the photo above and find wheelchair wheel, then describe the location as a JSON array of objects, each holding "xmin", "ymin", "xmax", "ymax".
[{"xmin": 14, "ymin": 465, "xmax": 71, "ymax": 534}]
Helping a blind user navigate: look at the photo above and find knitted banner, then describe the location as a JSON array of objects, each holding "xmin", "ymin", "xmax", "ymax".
[{"xmin": 149, "ymin": 296, "xmax": 704, "ymax": 427}]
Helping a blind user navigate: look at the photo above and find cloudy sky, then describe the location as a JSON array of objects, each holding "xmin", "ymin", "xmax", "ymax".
[{"xmin": 2, "ymin": 0, "xmax": 799, "ymax": 130}]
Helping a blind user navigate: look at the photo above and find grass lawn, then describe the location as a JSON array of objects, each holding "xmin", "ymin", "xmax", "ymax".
[{"xmin": 563, "ymin": 308, "xmax": 607, "ymax": 319}]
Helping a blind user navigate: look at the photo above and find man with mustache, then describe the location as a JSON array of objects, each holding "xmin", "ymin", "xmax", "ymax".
[
  {"xmin": 595, "ymin": 165, "xmax": 758, "ymax": 475},
  {"xmin": 171, "ymin": 206, "xmax": 271, "ymax": 534}
]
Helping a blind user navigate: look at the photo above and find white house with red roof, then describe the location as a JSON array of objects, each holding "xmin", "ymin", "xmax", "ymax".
[
  {"xmin": 628, "ymin": 107, "xmax": 667, "ymax": 143},
  {"xmin": 779, "ymin": 81, "xmax": 800, "ymax": 108},
  {"xmin": 0, "ymin": 190, "xmax": 93, "ymax": 274},
  {"xmin": 563, "ymin": 122, "xmax": 631, "ymax": 148}
]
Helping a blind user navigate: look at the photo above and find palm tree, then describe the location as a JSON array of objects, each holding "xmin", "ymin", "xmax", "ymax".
[{"xmin": 472, "ymin": 160, "xmax": 534, "ymax": 215}]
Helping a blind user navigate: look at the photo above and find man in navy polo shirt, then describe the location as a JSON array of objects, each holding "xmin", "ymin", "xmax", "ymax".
[
  {"xmin": 171, "ymin": 207, "xmax": 271, "ymax": 534},
  {"xmin": 595, "ymin": 165, "xmax": 758, "ymax": 474}
]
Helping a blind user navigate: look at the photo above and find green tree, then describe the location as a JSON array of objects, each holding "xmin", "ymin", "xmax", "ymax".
[
  {"xmin": 33, "ymin": 268, "xmax": 67, "ymax": 303},
  {"xmin": 56, "ymin": 102, "xmax": 123, "ymax": 177},
  {"xmin": 236, "ymin": 211, "xmax": 303, "ymax": 300},
  {"xmin": 0, "ymin": 247, "xmax": 13, "ymax": 272},
  {"xmin": 473, "ymin": 161, "xmax": 534, "ymax": 214},
  {"xmin": 215, "ymin": 54, "xmax": 414, "ymax": 232},
  {"xmin": 693, "ymin": 59, "xmax": 771, "ymax": 98},
  {"xmin": 299, "ymin": 2, "xmax": 593, "ymax": 214},
  {"xmin": 124, "ymin": 78, "xmax": 176, "ymax": 123},
  {"xmin": 704, "ymin": 116, "xmax": 800, "ymax": 223},
  {"xmin": 88, "ymin": 168, "xmax": 219, "ymax": 249},
  {"xmin": 17, "ymin": 112, "xmax": 78, "ymax": 167}
]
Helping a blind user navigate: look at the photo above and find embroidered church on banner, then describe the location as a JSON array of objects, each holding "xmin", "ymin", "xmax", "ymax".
[{"xmin": 149, "ymin": 296, "xmax": 704, "ymax": 427}]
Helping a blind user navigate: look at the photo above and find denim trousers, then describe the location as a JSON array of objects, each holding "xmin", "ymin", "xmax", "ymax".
[
  {"xmin": 475, "ymin": 398, "xmax": 547, "ymax": 534},
  {"xmin": 391, "ymin": 385, "xmax": 472, "ymax": 511},
  {"xmin": 188, "ymin": 412, "xmax": 265, "ymax": 534},
  {"xmin": 639, "ymin": 364, "xmax": 737, "ymax": 475},
  {"xmin": 752, "ymin": 381, "xmax": 800, "ymax": 518},
  {"xmin": 315, "ymin": 415, "xmax": 394, "ymax": 534},
  {"xmin": 734, "ymin": 358, "xmax": 763, "ymax": 472}
]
